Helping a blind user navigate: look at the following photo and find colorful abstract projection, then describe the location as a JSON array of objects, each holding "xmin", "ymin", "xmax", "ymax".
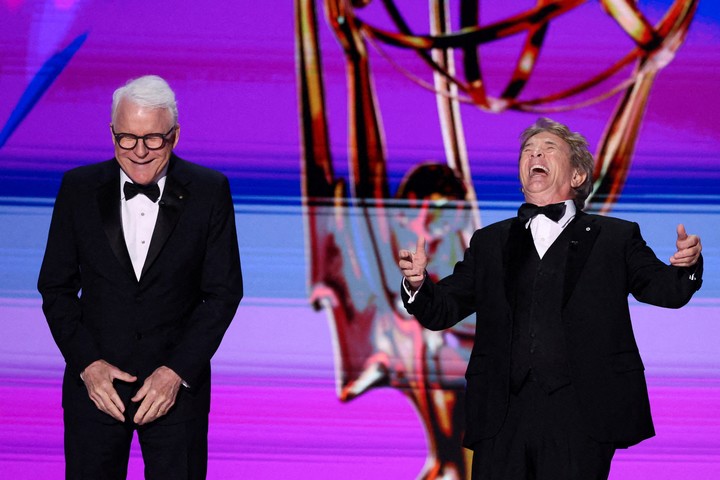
[
  {"xmin": 295, "ymin": 0, "xmax": 698, "ymax": 479},
  {"xmin": 1, "ymin": 0, "xmax": 88, "ymax": 149},
  {"xmin": 0, "ymin": 32, "xmax": 87, "ymax": 148}
]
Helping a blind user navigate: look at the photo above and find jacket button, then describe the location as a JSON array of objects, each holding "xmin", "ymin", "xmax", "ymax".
[{"xmin": 135, "ymin": 332, "xmax": 143, "ymax": 340}]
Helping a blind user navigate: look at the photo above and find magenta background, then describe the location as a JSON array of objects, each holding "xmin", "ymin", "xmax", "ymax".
[{"xmin": 1, "ymin": 1, "xmax": 719, "ymax": 478}]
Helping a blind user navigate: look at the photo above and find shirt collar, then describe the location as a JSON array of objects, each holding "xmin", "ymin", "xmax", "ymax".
[
  {"xmin": 525, "ymin": 199, "xmax": 577, "ymax": 229},
  {"xmin": 119, "ymin": 167, "xmax": 168, "ymax": 201}
]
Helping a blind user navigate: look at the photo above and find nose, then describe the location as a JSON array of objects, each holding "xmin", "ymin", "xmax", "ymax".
[{"xmin": 133, "ymin": 139, "xmax": 149, "ymax": 157}]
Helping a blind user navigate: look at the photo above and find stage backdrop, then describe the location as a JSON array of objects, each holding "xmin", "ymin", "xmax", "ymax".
[{"xmin": 1, "ymin": 1, "xmax": 719, "ymax": 479}]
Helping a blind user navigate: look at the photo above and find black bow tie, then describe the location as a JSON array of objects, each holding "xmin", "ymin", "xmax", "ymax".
[
  {"xmin": 124, "ymin": 181, "xmax": 160, "ymax": 202},
  {"xmin": 517, "ymin": 202, "xmax": 567, "ymax": 222}
]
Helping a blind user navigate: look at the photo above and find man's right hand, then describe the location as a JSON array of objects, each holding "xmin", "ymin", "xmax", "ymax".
[
  {"xmin": 398, "ymin": 235, "xmax": 428, "ymax": 291},
  {"xmin": 80, "ymin": 359, "xmax": 137, "ymax": 422}
]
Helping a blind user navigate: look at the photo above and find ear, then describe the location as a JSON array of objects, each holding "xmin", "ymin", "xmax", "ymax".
[
  {"xmin": 571, "ymin": 170, "xmax": 587, "ymax": 188},
  {"xmin": 172, "ymin": 124, "xmax": 181, "ymax": 148}
]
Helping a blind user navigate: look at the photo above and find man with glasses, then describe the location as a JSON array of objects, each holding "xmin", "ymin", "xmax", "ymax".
[{"xmin": 38, "ymin": 75, "xmax": 243, "ymax": 479}]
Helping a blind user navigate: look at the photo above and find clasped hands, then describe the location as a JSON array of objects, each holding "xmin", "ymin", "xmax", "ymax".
[{"xmin": 80, "ymin": 360, "xmax": 182, "ymax": 425}]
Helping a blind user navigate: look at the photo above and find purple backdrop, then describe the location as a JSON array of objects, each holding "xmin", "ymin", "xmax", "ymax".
[{"xmin": 1, "ymin": 1, "xmax": 719, "ymax": 478}]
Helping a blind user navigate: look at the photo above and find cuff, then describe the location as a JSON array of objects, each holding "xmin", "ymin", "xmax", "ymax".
[{"xmin": 402, "ymin": 275, "xmax": 425, "ymax": 304}]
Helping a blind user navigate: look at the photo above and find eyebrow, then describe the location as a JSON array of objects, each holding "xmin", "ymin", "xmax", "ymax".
[{"xmin": 523, "ymin": 138, "xmax": 560, "ymax": 149}]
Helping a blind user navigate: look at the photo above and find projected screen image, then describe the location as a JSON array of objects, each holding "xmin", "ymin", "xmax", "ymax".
[{"xmin": 1, "ymin": 1, "xmax": 719, "ymax": 479}]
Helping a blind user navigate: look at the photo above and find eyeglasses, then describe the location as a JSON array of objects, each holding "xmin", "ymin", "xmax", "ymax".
[{"xmin": 112, "ymin": 126, "xmax": 176, "ymax": 150}]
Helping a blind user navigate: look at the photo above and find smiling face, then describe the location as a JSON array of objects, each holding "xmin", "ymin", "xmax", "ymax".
[
  {"xmin": 111, "ymin": 99, "xmax": 179, "ymax": 185},
  {"xmin": 519, "ymin": 131, "xmax": 587, "ymax": 206}
]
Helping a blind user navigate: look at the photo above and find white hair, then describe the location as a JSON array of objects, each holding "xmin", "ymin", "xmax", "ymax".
[{"xmin": 111, "ymin": 75, "xmax": 178, "ymax": 124}]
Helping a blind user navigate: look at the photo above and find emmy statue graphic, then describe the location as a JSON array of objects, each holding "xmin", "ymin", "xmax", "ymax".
[{"xmin": 295, "ymin": 1, "xmax": 698, "ymax": 478}]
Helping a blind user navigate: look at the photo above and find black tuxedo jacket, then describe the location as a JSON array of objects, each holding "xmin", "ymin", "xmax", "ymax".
[
  {"xmin": 38, "ymin": 155, "xmax": 243, "ymax": 424},
  {"xmin": 403, "ymin": 212, "xmax": 703, "ymax": 449}
]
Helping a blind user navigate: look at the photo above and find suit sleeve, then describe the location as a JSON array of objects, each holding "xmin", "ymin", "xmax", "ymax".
[
  {"xmin": 402, "ymin": 230, "xmax": 479, "ymax": 331},
  {"xmin": 164, "ymin": 176, "xmax": 243, "ymax": 386},
  {"xmin": 626, "ymin": 222, "xmax": 703, "ymax": 308},
  {"xmin": 37, "ymin": 174, "xmax": 102, "ymax": 376}
]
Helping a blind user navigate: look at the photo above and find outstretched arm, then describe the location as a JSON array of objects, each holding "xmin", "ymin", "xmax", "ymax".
[
  {"xmin": 399, "ymin": 231, "xmax": 478, "ymax": 331},
  {"xmin": 628, "ymin": 222, "xmax": 703, "ymax": 308}
]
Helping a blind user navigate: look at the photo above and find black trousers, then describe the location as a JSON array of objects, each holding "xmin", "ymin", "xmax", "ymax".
[
  {"xmin": 64, "ymin": 411, "xmax": 208, "ymax": 480},
  {"xmin": 472, "ymin": 377, "xmax": 615, "ymax": 480}
]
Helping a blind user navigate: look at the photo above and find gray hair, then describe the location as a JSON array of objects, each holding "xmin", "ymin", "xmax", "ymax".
[
  {"xmin": 520, "ymin": 117, "xmax": 594, "ymax": 210},
  {"xmin": 111, "ymin": 75, "xmax": 178, "ymax": 125}
]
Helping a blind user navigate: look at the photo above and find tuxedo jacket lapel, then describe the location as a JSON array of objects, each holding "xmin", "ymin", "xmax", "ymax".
[
  {"xmin": 563, "ymin": 212, "xmax": 600, "ymax": 307},
  {"xmin": 504, "ymin": 218, "xmax": 533, "ymax": 306},
  {"xmin": 141, "ymin": 168, "xmax": 189, "ymax": 279},
  {"xmin": 97, "ymin": 169, "xmax": 136, "ymax": 280},
  {"xmin": 96, "ymin": 157, "xmax": 191, "ymax": 282}
]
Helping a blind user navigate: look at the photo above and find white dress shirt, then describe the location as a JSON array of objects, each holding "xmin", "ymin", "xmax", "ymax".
[
  {"xmin": 526, "ymin": 199, "xmax": 576, "ymax": 258},
  {"xmin": 115, "ymin": 169, "xmax": 190, "ymax": 388},
  {"xmin": 120, "ymin": 169, "xmax": 167, "ymax": 280}
]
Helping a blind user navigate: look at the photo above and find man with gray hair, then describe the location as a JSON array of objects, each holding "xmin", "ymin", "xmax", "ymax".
[
  {"xmin": 398, "ymin": 118, "xmax": 703, "ymax": 479},
  {"xmin": 38, "ymin": 75, "xmax": 243, "ymax": 479}
]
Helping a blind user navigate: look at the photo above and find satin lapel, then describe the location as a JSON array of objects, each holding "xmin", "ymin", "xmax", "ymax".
[
  {"xmin": 97, "ymin": 174, "xmax": 135, "ymax": 279},
  {"xmin": 504, "ymin": 219, "xmax": 531, "ymax": 306},
  {"xmin": 141, "ymin": 173, "xmax": 189, "ymax": 279},
  {"xmin": 563, "ymin": 213, "xmax": 600, "ymax": 307}
]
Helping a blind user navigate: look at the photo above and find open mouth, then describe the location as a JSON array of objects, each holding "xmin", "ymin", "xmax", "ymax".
[{"xmin": 530, "ymin": 164, "xmax": 549, "ymax": 176}]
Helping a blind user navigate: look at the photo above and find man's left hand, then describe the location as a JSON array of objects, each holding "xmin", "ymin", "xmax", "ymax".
[
  {"xmin": 131, "ymin": 366, "xmax": 182, "ymax": 425},
  {"xmin": 670, "ymin": 224, "xmax": 702, "ymax": 268}
]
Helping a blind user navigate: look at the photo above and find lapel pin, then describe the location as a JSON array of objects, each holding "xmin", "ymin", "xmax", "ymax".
[{"xmin": 586, "ymin": 227, "xmax": 591, "ymax": 231}]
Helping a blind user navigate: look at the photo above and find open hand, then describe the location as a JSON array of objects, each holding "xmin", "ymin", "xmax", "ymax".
[
  {"xmin": 131, "ymin": 366, "xmax": 182, "ymax": 425},
  {"xmin": 81, "ymin": 359, "xmax": 137, "ymax": 421}
]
